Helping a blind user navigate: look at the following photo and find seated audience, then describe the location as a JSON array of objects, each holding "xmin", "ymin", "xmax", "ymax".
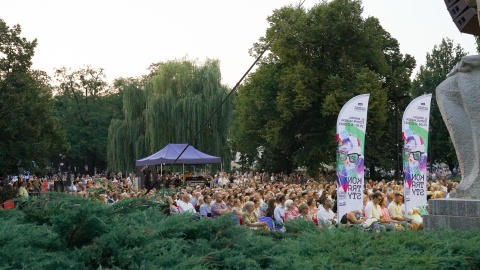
[{"xmin": 242, "ymin": 201, "xmax": 269, "ymax": 231}]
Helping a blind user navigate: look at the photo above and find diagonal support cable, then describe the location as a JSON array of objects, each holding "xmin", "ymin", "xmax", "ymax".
[{"xmin": 170, "ymin": 0, "xmax": 307, "ymax": 169}]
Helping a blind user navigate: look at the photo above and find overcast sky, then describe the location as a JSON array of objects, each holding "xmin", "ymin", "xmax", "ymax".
[{"xmin": 1, "ymin": 0, "xmax": 477, "ymax": 87}]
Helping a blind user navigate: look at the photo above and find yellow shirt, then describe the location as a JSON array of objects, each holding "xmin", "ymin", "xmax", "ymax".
[
  {"xmin": 19, "ymin": 186, "xmax": 29, "ymax": 198},
  {"xmin": 388, "ymin": 201, "xmax": 404, "ymax": 219}
]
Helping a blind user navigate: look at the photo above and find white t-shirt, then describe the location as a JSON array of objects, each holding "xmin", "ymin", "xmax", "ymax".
[
  {"xmin": 274, "ymin": 205, "xmax": 285, "ymax": 223},
  {"xmin": 365, "ymin": 203, "xmax": 382, "ymax": 220},
  {"xmin": 177, "ymin": 200, "xmax": 196, "ymax": 213},
  {"xmin": 410, "ymin": 214, "xmax": 423, "ymax": 224},
  {"xmin": 317, "ymin": 205, "xmax": 335, "ymax": 225}
]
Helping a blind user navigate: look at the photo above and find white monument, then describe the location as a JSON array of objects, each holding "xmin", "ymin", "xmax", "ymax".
[
  {"xmin": 436, "ymin": 55, "xmax": 480, "ymax": 199},
  {"xmin": 423, "ymin": 55, "xmax": 480, "ymax": 229}
]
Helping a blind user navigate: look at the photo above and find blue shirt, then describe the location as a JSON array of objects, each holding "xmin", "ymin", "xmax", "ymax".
[
  {"xmin": 199, "ymin": 203, "xmax": 211, "ymax": 217},
  {"xmin": 191, "ymin": 197, "xmax": 198, "ymax": 206}
]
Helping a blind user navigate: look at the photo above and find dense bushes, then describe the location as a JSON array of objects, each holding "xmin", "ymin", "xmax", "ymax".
[{"xmin": 1, "ymin": 194, "xmax": 480, "ymax": 269}]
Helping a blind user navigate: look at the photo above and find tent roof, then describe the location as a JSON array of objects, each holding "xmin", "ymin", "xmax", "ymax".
[{"xmin": 135, "ymin": 144, "xmax": 221, "ymax": 166}]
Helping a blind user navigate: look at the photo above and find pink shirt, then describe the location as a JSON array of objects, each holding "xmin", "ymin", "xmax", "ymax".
[
  {"xmin": 381, "ymin": 208, "xmax": 391, "ymax": 221},
  {"xmin": 285, "ymin": 210, "xmax": 299, "ymax": 220}
]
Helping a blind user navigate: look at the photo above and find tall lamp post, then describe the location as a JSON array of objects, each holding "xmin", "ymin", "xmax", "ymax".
[
  {"xmin": 59, "ymin": 154, "xmax": 65, "ymax": 175},
  {"xmin": 395, "ymin": 98, "xmax": 400, "ymax": 181},
  {"xmin": 429, "ymin": 125, "xmax": 433, "ymax": 177},
  {"xmin": 392, "ymin": 94, "xmax": 409, "ymax": 182}
]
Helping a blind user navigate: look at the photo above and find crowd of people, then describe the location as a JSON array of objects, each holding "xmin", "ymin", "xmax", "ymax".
[
  {"xmin": 164, "ymin": 175, "xmax": 458, "ymax": 232},
  {"xmin": 0, "ymin": 173, "xmax": 146, "ymax": 202},
  {"xmin": 0, "ymin": 171, "xmax": 458, "ymax": 233}
]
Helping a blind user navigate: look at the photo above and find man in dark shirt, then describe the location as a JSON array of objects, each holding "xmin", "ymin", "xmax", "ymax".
[{"xmin": 142, "ymin": 166, "xmax": 152, "ymax": 192}]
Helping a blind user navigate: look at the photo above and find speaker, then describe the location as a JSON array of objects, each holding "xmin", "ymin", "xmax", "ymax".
[
  {"xmin": 446, "ymin": 0, "xmax": 480, "ymax": 36},
  {"xmin": 448, "ymin": 0, "xmax": 470, "ymax": 18},
  {"xmin": 454, "ymin": 8, "xmax": 480, "ymax": 35},
  {"xmin": 445, "ymin": 0, "xmax": 460, "ymax": 8}
]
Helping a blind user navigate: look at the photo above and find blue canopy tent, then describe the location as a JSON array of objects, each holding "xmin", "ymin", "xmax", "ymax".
[
  {"xmin": 136, "ymin": 144, "xmax": 222, "ymax": 185},
  {"xmin": 135, "ymin": 143, "xmax": 221, "ymax": 166}
]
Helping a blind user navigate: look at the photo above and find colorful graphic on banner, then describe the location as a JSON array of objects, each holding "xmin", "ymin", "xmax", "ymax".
[
  {"xmin": 402, "ymin": 94, "xmax": 432, "ymax": 213},
  {"xmin": 336, "ymin": 94, "xmax": 370, "ymax": 223}
]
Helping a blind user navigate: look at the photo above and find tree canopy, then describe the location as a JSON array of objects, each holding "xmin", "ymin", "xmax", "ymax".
[
  {"xmin": 411, "ymin": 38, "xmax": 467, "ymax": 169},
  {"xmin": 232, "ymin": 0, "xmax": 414, "ymax": 176},
  {"xmin": 0, "ymin": 19, "xmax": 67, "ymax": 175},
  {"xmin": 54, "ymin": 66, "xmax": 122, "ymax": 176},
  {"xmin": 108, "ymin": 59, "xmax": 233, "ymax": 172}
]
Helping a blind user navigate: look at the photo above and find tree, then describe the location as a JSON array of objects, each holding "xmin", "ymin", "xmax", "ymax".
[
  {"xmin": 375, "ymin": 25, "xmax": 416, "ymax": 180},
  {"xmin": 232, "ymin": 0, "xmax": 414, "ymax": 177},
  {"xmin": 0, "ymin": 19, "xmax": 67, "ymax": 175},
  {"xmin": 54, "ymin": 66, "xmax": 121, "ymax": 175},
  {"xmin": 107, "ymin": 59, "xmax": 233, "ymax": 172},
  {"xmin": 107, "ymin": 78, "xmax": 146, "ymax": 173},
  {"xmin": 411, "ymin": 38, "xmax": 467, "ymax": 170}
]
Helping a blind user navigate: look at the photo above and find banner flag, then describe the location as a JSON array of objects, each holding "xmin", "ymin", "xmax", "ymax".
[
  {"xmin": 402, "ymin": 94, "xmax": 432, "ymax": 214},
  {"xmin": 336, "ymin": 94, "xmax": 370, "ymax": 223}
]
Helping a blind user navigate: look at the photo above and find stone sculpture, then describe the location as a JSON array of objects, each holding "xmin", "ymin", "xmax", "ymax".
[{"xmin": 436, "ymin": 55, "xmax": 480, "ymax": 198}]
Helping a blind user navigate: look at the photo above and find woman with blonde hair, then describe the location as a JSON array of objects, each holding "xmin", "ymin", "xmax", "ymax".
[
  {"xmin": 297, "ymin": 203, "xmax": 310, "ymax": 220},
  {"xmin": 306, "ymin": 197, "xmax": 317, "ymax": 221},
  {"xmin": 231, "ymin": 198, "xmax": 243, "ymax": 216}
]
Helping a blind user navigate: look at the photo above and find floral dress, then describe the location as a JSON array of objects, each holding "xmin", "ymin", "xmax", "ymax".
[
  {"xmin": 242, "ymin": 211, "xmax": 269, "ymax": 231},
  {"xmin": 307, "ymin": 207, "xmax": 317, "ymax": 220}
]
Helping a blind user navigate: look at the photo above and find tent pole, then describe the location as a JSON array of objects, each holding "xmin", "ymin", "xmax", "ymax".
[{"xmin": 183, "ymin": 164, "xmax": 185, "ymax": 178}]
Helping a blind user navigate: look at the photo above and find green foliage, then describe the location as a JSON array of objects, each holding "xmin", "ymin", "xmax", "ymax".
[
  {"xmin": 54, "ymin": 66, "xmax": 123, "ymax": 175},
  {"xmin": 108, "ymin": 59, "xmax": 233, "ymax": 172},
  {"xmin": 107, "ymin": 79, "xmax": 146, "ymax": 172},
  {"xmin": 0, "ymin": 187, "xmax": 17, "ymax": 203},
  {"xmin": 233, "ymin": 0, "xmax": 414, "ymax": 176},
  {"xmin": 1, "ymin": 194, "xmax": 480, "ymax": 269},
  {"xmin": 0, "ymin": 19, "xmax": 67, "ymax": 175},
  {"xmin": 412, "ymin": 38, "xmax": 467, "ymax": 169}
]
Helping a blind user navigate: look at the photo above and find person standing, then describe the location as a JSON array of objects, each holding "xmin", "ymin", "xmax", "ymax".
[
  {"xmin": 18, "ymin": 181, "xmax": 29, "ymax": 198},
  {"xmin": 142, "ymin": 166, "xmax": 152, "ymax": 193}
]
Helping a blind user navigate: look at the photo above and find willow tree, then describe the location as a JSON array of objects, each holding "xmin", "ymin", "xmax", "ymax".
[
  {"xmin": 107, "ymin": 59, "xmax": 232, "ymax": 172},
  {"xmin": 107, "ymin": 80, "xmax": 146, "ymax": 173}
]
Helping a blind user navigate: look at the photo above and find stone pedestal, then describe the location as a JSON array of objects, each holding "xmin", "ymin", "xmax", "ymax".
[{"xmin": 424, "ymin": 199, "xmax": 480, "ymax": 230}]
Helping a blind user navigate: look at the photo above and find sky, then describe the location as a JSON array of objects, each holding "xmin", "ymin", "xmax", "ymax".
[{"xmin": 1, "ymin": 0, "xmax": 477, "ymax": 87}]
